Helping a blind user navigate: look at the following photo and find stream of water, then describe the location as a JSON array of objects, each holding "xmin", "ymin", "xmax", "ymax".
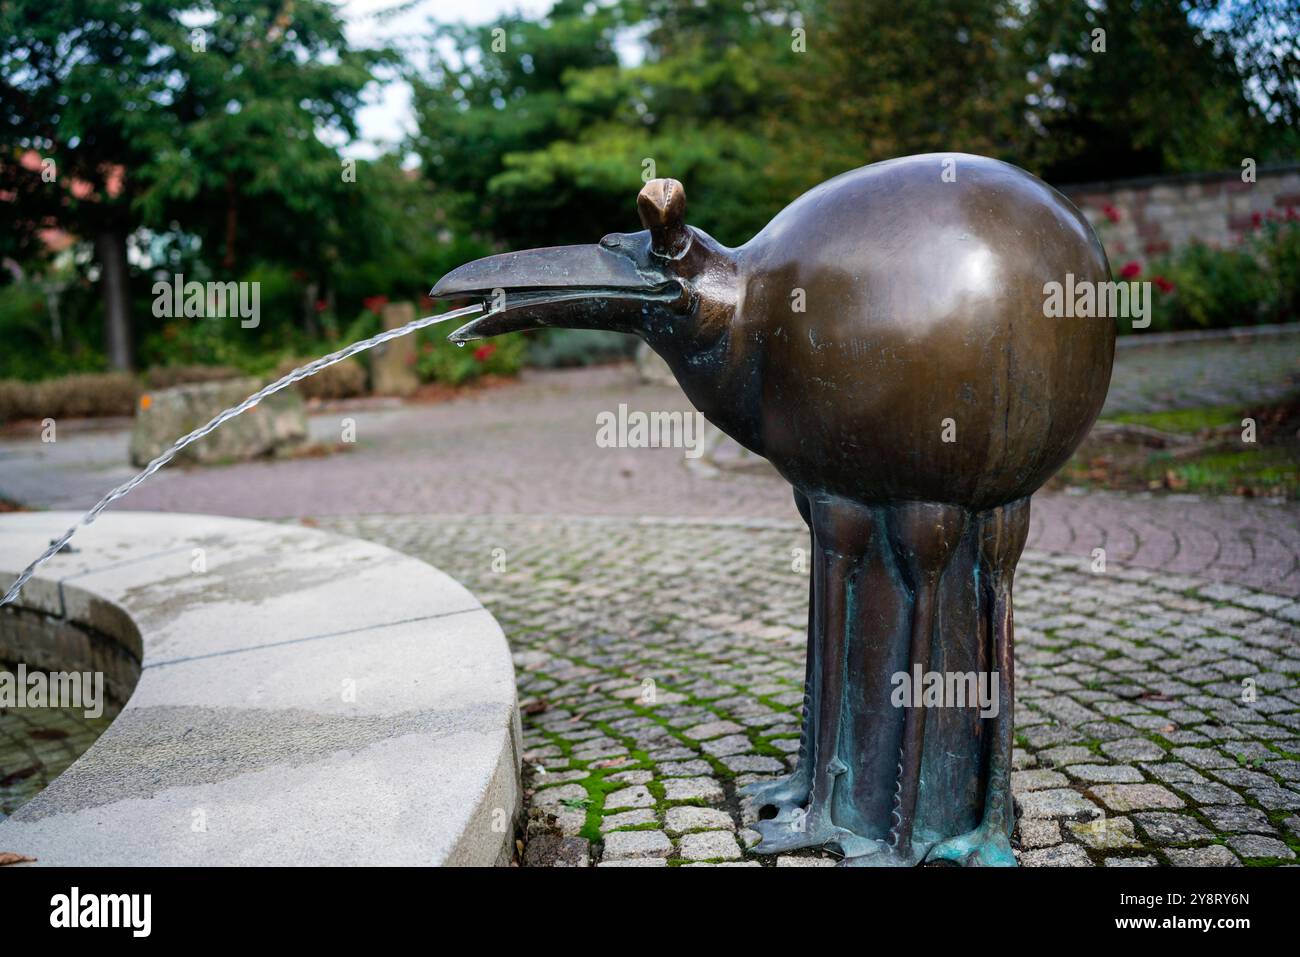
[{"xmin": 1, "ymin": 301, "xmax": 489, "ymax": 607}]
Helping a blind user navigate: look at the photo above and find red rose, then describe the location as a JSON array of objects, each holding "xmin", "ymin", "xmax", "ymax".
[
  {"xmin": 1153, "ymin": 275, "xmax": 1174, "ymax": 294},
  {"xmin": 473, "ymin": 343, "xmax": 497, "ymax": 362},
  {"xmin": 1102, "ymin": 204, "xmax": 1121, "ymax": 224},
  {"xmin": 1119, "ymin": 261, "xmax": 1141, "ymax": 279}
]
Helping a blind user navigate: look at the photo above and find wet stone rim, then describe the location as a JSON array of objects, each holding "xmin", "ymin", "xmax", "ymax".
[{"xmin": 0, "ymin": 511, "xmax": 521, "ymax": 866}]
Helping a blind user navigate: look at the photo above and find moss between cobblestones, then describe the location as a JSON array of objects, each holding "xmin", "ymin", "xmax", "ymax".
[
  {"xmin": 747, "ymin": 739, "xmax": 786, "ymax": 759},
  {"xmin": 327, "ymin": 514, "xmax": 1300, "ymax": 868}
]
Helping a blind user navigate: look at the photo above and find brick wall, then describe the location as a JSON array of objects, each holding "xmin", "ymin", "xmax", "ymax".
[{"xmin": 1058, "ymin": 163, "xmax": 1300, "ymax": 268}]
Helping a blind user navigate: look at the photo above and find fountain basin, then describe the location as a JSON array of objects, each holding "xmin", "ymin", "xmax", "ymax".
[{"xmin": 0, "ymin": 511, "xmax": 521, "ymax": 866}]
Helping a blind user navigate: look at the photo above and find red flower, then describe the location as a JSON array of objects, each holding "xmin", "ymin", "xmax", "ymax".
[
  {"xmin": 1153, "ymin": 275, "xmax": 1174, "ymax": 294},
  {"xmin": 1102, "ymin": 204, "xmax": 1121, "ymax": 224},
  {"xmin": 1119, "ymin": 261, "xmax": 1141, "ymax": 279},
  {"xmin": 473, "ymin": 343, "xmax": 497, "ymax": 362},
  {"xmin": 362, "ymin": 295, "xmax": 389, "ymax": 314},
  {"xmin": 314, "ymin": 299, "xmax": 328, "ymax": 313}
]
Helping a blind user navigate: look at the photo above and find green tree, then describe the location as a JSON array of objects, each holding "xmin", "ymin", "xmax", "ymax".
[
  {"xmin": 791, "ymin": 0, "xmax": 1032, "ymax": 175},
  {"xmin": 410, "ymin": 0, "xmax": 625, "ymax": 248},
  {"xmin": 411, "ymin": 0, "xmax": 806, "ymax": 250},
  {"xmin": 412, "ymin": 0, "xmax": 1295, "ymax": 259},
  {"xmin": 0, "ymin": 1, "xmax": 385, "ymax": 369},
  {"xmin": 1020, "ymin": 0, "xmax": 1287, "ymax": 180}
]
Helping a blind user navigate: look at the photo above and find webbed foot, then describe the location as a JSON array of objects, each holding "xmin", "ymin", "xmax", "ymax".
[
  {"xmin": 738, "ymin": 772, "xmax": 810, "ymax": 816},
  {"xmin": 839, "ymin": 838, "xmax": 927, "ymax": 867},
  {"xmin": 925, "ymin": 821, "xmax": 1017, "ymax": 867},
  {"xmin": 751, "ymin": 811, "xmax": 854, "ymax": 854}
]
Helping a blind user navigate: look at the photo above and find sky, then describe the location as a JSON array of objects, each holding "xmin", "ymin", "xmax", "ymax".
[{"xmin": 340, "ymin": 0, "xmax": 556, "ymax": 159}]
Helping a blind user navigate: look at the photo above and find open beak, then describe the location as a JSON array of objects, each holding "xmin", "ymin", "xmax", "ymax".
[{"xmin": 429, "ymin": 243, "xmax": 682, "ymax": 342}]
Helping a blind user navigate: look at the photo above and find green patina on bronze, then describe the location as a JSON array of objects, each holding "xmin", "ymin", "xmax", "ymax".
[{"xmin": 431, "ymin": 154, "xmax": 1115, "ymax": 865}]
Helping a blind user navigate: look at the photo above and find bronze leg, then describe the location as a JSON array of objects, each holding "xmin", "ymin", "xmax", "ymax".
[
  {"xmin": 883, "ymin": 501, "xmax": 968, "ymax": 863},
  {"xmin": 741, "ymin": 489, "xmax": 816, "ymax": 813},
  {"xmin": 927, "ymin": 497, "xmax": 1030, "ymax": 866},
  {"xmin": 752, "ymin": 494, "xmax": 873, "ymax": 853}
]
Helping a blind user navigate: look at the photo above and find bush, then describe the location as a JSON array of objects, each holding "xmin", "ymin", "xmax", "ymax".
[
  {"xmin": 0, "ymin": 373, "xmax": 139, "ymax": 423},
  {"xmin": 37, "ymin": 373, "xmax": 140, "ymax": 418},
  {"xmin": 415, "ymin": 330, "xmax": 526, "ymax": 385},
  {"xmin": 0, "ymin": 280, "xmax": 106, "ymax": 380},
  {"xmin": 139, "ymin": 317, "xmax": 283, "ymax": 377},
  {"xmin": 273, "ymin": 356, "xmax": 368, "ymax": 400},
  {"xmin": 0, "ymin": 380, "xmax": 30, "ymax": 422},
  {"xmin": 1258, "ymin": 215, "xmax": 1300, "ymax": 321},
  {"xmin": 144, "ymin": 365, "xmax": 243, "ymax": 389},
  {"xmin": 1135, "ymin": 217, "xmax": 1300, "ymax": 334},
  {"xmin": 1143, "ymin": 244, "xmax": 1271, "ymax": 332}
]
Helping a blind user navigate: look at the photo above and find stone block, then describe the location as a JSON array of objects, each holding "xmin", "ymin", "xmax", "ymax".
[
  {"xmin": 372, "ymin": 302, "xmax": 421, "ymax": 397},
  {"xmin": 130, "ymin": 377, "xmax": 306, "ymax": 467}
]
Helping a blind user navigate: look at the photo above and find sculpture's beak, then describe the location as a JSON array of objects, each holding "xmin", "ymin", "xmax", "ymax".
[{"xmin": 430, "ymin": 243, "xmax": 682, "ymax": 343}]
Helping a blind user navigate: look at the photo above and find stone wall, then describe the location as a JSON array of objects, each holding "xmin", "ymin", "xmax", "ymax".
[{"xmin": 1059, "ymin": 163, "xmax": 1300, "ymax": 268}]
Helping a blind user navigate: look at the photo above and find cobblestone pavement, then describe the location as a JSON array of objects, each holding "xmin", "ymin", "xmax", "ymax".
[
  {"xmin": 322, "ymin": 514, "xmax": 1300, "ymax": 867},
  {"xmin": 1103, "ymin": 333, "xmax": 1300, "ymax": 416},
  {"xmin": 1029, "ymin": 492, "xmax": 1300, "ymax": 598}
]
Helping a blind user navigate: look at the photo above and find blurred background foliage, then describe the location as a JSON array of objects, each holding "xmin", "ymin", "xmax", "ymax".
[{"xmin": 0, "ymin": 0, "xmax": 1296, "ymax": 394}]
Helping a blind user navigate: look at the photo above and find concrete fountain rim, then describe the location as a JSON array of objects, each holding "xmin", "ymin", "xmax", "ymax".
[{"xmin": 0, "ymin": 510, "xmax": 521, "ymax": 866}]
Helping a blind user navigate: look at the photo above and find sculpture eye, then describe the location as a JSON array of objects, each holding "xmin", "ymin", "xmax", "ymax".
[{"xmin": 599, "ymin": 234, "xmax": 621, "ymax": 248}]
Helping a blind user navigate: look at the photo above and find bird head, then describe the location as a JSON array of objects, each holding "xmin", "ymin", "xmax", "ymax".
[{"xmin": 433, "ymin": 179, "xmax": 739, "ymax": 361}]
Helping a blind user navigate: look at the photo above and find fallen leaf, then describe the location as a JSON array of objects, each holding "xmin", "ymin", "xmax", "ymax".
[{"xmin": 0, "ymin": 852, "xmax": 36, "ymax": 866}]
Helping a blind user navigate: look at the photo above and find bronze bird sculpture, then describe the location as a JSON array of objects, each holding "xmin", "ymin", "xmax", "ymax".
[{"xmin": 431, "ymin": 154, "xmax": 1115, "ymax": 865}]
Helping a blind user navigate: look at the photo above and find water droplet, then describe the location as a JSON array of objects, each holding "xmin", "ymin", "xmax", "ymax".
[{"xmin": 456, "ymin": 341, "xmax": 465, "ymax": 348}]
